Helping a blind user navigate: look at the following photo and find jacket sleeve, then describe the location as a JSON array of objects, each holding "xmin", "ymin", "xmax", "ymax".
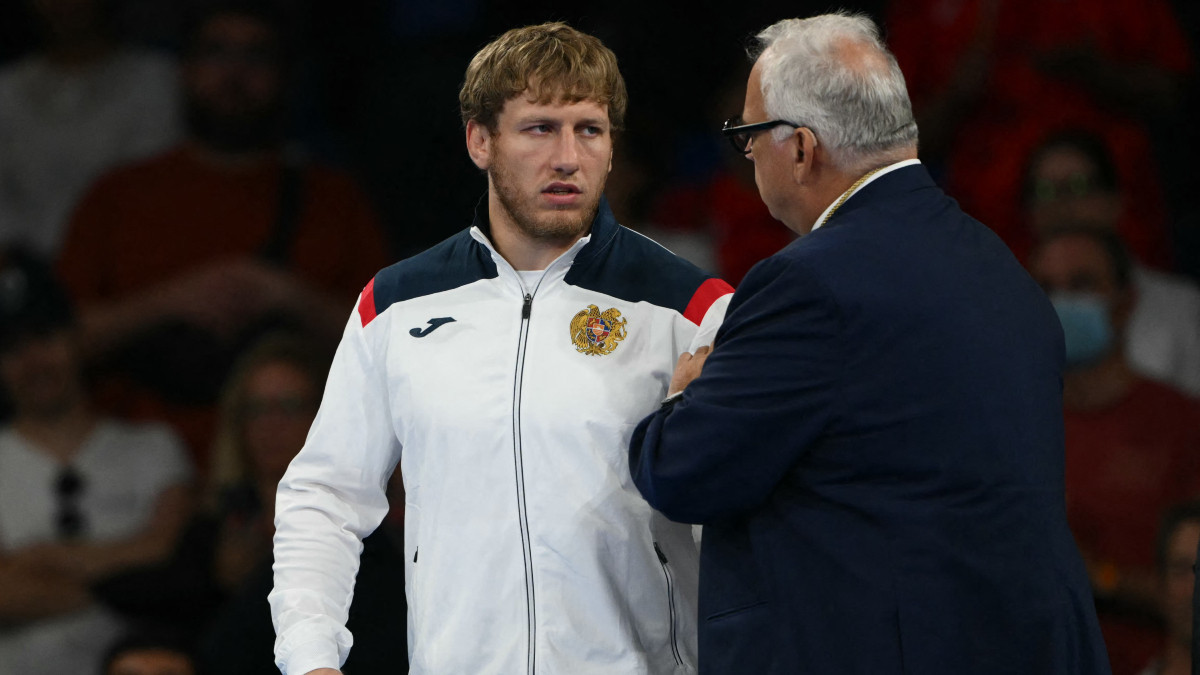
[
  {"xmin": 270, "ymin": 292, "xmax": 401, "ymax": 675},
  {"xmin": 630, "ymin": 255, "xmax": 842, "ymax": 524},
  {"xmin": 686, "ymin": 281, "xmax": 734, "ymax": 353}
]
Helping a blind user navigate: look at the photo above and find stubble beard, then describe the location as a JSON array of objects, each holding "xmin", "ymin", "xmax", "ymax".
[{"xmin": 490, "ymin": 157, "xmax": 604, "ymax": 246}]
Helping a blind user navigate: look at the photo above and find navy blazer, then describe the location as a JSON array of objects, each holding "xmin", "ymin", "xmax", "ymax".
[{"xmin": 629, "ymin": 165, "xmax": 1111, "ymax": 675}]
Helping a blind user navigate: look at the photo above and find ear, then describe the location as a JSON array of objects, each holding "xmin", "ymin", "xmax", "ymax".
[
  {"xmin": 790, "ymin": 127, "xmax": 818, "ymax": 185},
  {"xmin": 466, "ymin": 119, "xmax": 493, "ymax": 171}
]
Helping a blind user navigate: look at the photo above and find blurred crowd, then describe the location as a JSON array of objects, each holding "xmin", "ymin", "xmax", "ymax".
[{"xmin": 0, "ymin": 0, "xmax": 1198, "ymax": 674}]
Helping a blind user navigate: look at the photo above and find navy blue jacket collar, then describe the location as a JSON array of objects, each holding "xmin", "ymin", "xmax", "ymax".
[{"xmin": 820, "ymin": 163, "xmax": 937, "ymax": 231}]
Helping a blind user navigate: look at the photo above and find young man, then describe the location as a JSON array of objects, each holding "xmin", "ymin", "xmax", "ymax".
[{"xmin": 269, "ymin": 22, "xmax": 732, "ymax": 675}]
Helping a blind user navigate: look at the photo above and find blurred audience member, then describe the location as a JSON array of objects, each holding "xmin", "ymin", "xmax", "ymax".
[
  {"xmin": 195, "ymin": 334, "xmax": 406, "ymax": 674},
  {"xmin": 0, "ymin": 0, "xmax": 180, "ymax": 256},
  {"xmin": 0, "ymin": 248, "xmax": 193, "ymax": 675},
  {"xmin": 1029, "ymin": 229, "xmax": 1200, "ymax": 675},
  {"xmin": 1024, "ymin": 131, "xmax": 1200, "ymax": 396},
  {"xmin": 56, "ymin": 0, "xmax": 389, "ymax": 466},
  {"xmin": 648, "ymin": 72, "xmax": 793, "ymax": 285},
  {"xmin": 101, "ymin": 630, "xmax": 197, "ymax": 675},
  {"xmin": 206, "ymin": 334, "xmax": 324, "ymax": 593},
  {"xmin": 1138, "ymin": 501, "xmax": 1200, "ymax": 675},
  {"xmin": 888, "ymin": 0, "xmax": 1190, "ymax": 268}
]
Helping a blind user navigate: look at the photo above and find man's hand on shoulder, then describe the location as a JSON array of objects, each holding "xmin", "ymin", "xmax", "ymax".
[{"xmin": 668, "ymin": 345, "xmax": 712, "ymax": 397}]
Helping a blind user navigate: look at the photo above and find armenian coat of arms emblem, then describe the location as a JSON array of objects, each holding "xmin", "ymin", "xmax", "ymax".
[{"xmin": 570, "ymin": 305, "xmax": 627, "ymax": 356}]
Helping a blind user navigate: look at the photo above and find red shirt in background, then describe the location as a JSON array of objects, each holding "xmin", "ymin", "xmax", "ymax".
[
  {"xmin": 888, "ymin": 0, "xmax": 1191, "ymax": 268},
  {"xmin": 651, "ymin": 171, "xmax": 795, "ymax": 287},
  {"xmin": 1064, "ymin": 378, "xmax": 1200, "ymax": 675},
  {"xmin": 58, "ymin": 146, "xmax": 390, "ymax": 468}
]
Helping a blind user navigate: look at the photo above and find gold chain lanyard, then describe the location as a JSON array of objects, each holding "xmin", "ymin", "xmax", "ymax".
[{"xmin": 818, "ymin": 166, "xmax": 886, "ymax": 229}]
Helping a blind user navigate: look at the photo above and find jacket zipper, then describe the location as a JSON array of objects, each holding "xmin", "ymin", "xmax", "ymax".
[
  {"xmin": 512, "ymin": 292, "xmax": 537, "ymax": 675},
  {"xmin": 655, "ymin": 542, "xmax": 684, "ymax": 666}
]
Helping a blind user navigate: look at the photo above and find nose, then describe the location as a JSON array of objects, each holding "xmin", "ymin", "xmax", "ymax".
[{"xmin": 552, "ymin": 132, "xmax": 580, "ymax": 174}]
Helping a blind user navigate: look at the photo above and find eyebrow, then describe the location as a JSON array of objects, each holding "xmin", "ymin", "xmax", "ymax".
[{"xmin": 514, "ymin": 117, "xmax": 609, "ymax": 128}]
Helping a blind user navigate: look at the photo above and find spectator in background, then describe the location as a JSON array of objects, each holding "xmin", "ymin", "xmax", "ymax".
[
  {"xmin": 1139, "ymin": 502, "xmax": 1200, "ymax": 675},
  {"xmin": 56, "ymin": 0, "xmax": 389, "ymax": 467},
  {"xmin": 1028, "ymin": 228, "xmax": 1200, "ymax": 675},
  {"xmin": 0, "ymin": 0, "xmax": 180, "ymax": 257},
  {"xmin": 1023, "ymin": 131, "xmax": 1200, "ymax": 396},
  {"xmin": 204, "ymin": 334, "xmax": 325, "ymax": 594},
  {"xmin": 887, "ymin": 0, "xmax": 1190, "ymax": 268},
  {"xmin": 196, "ymin": 334, "xmax": 407, "ymax": 675},
  {"xmin": 648, "ymin": 71, "xmax": 794, "ymax": 286},
  {"xmin": 0, "ymin": 247, "xmax": 193, "ymax": 675},
  {"xmin": 102, "ymin": 630, "xmax": 197, "ymax": 675}
]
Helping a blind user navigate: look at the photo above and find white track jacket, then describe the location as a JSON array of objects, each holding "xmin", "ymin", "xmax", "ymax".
[{"xmin": 271, "ymin": 199, "xmax": 733, "ymax": 675}]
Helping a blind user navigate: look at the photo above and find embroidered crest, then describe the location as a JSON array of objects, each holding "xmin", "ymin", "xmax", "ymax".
[{"xmin": 570, "ymin": 305, "xmax": 627, "ymax": 356}]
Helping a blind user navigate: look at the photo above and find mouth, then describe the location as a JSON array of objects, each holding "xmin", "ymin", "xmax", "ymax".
[
  {"xmin": 543, "ymin": 183, "xmax": 583, "ymax": 196},
  {"xmin": 541, "ymin": 183, "xmax": 584, "ymax": 207}
]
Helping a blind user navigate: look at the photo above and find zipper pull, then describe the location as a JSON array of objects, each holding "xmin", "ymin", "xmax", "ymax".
[
  {"xmin": 654, "ymin": 542, "xmax": 668, "ymax": 565},
  {"xmin": 522, "ymin": 294, "xmax": 533, "ymax": 320}
]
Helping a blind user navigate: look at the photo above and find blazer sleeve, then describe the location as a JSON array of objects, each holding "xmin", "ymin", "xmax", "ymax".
[
  {"xmin": 269, "ymin": 289, "xmax": 401, "ymax": 675},
  {"xmin": 629, "ymin": 254, "xmax": 842, "ymax": 523}
]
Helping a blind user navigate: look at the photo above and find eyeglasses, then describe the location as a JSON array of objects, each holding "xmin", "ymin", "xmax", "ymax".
[
  {"xmin": 722, "ymin": 117, "xmax": 801, "ymax": 155},
  {"xmin": 55, "ymin": 467, "xmax": 86, "ymax": 538}
]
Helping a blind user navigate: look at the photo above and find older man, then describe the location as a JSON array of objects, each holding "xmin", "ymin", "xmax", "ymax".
[
  {"xmin": 270, "ymin": 22, "xmax": 732, "ymax": 675},
  {"xmin": 628, "ymin": 13, "xmax": 1110, "ymax": 675}
]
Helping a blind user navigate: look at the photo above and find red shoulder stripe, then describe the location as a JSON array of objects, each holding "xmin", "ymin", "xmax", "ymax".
[
  {"xmin": 683, "ymin": 278, "xmax": 734, "ymax": 325},
  {"xmin": 358, "ymin": 277, "xmax": 378, "ymax": 327}
]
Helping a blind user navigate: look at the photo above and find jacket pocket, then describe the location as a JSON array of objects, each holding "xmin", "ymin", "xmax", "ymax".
[{"xmin": 654, "ymin": 542, "xmax": 685, "ymax": 666}]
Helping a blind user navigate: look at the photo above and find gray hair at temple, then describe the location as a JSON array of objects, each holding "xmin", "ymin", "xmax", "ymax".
[{"xmin": 752, "ymin": 13, "xmax": 919, "ymax": 173}]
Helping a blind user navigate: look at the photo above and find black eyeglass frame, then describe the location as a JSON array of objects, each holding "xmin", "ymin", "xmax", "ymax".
[{"xmin": 722, "ymin": 117, "xmax": 802, "ymax": 155}]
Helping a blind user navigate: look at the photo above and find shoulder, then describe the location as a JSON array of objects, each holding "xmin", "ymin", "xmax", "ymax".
[
  {"xmin": 1134, "ymin": 378, "xmax": 1200, "ymax": 407},
  {"xmin": 89, "ymin": 148, "xmax": 181, "ymax": 191},
  {"xmin": 1134, "ymin": 265, "xmax": 1200, "ymax": 307},
  {"xmin": 565, "ymin": 225, "xmax": 733, "ymax": 322},
  {"xmin": 360, "ymin": 229, "xmax": 497, "ymax": 325},
  {"xmin": 66, "ymin": 150, "xmax": 178, "ymax": 218}
]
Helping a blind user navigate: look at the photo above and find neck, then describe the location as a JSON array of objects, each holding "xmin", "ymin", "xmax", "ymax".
[
  {"xmin": 794, "ymin": 151, "xmax": 916, "ymax": 234},
  {"xmin": 486, "ymin": 195, "xmax": 590, "ymax": 272},
  {"xmin": 14, "ymin": 403, "xmax": 97, "ymax": 464},
  {"xmin": 1063, "ymin": 353, "xmax": 1137, "ymax": 412},
  {"xmin": 797, "ymin": 171, "xmax": 861, "ymax": 233}
]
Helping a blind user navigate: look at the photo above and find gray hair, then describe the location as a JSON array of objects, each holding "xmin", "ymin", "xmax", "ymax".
[{"xmin": 753, "ymin": 13, "xmax": 918, "ymax": 173}]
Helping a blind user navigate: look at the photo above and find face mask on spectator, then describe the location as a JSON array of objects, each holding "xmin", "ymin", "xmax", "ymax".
[{"xmin": 1050, "ymin": 292, "xmax": 1114, "ymax": 369}]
